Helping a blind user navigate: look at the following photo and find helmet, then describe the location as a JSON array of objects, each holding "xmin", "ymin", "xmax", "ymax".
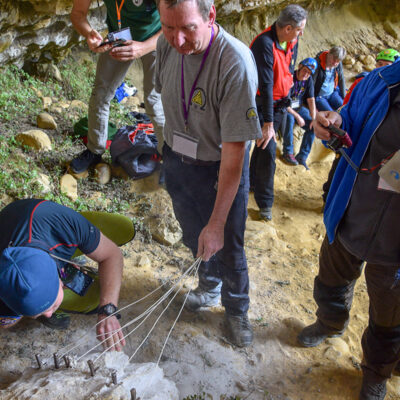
[
  {"xmin": 299, "ymin": 57, "xmax": 318, "ymax": 74},
  {"xmin": 376, "ymin": 48, "xmax": 399, "ymax": 63}
]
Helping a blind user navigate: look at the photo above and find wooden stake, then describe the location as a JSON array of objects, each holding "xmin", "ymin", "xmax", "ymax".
[
  {"xmin": 35, "ymin": 354, "xmax": 42, "ymax": 369},
  {"xmin": 87, "ymin": 360, "xmax": 95, "ymax": 377},
  {"xmin": 53, "ymin": 353, "xmax": 60, "ymax": 369}
]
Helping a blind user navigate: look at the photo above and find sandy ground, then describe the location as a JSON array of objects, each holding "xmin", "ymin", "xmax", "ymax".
[{"xmin": 1, "ymin": 145, "xmax": 400, "ymax": 400}]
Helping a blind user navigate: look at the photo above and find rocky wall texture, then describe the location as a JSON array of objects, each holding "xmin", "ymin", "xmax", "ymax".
[{"xmin": 0, "ymin": 0, "xmax": 399, "ymax": 68}]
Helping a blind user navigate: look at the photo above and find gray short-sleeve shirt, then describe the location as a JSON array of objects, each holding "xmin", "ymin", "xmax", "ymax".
[{"xmin": 156, "ymin": 25, "xmax": 262, "ymax": 161}]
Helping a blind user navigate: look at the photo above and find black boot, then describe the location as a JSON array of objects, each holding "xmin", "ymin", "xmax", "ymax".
[
  {"xmin": 225, "ymin": 313, "xmax": 253, "ymax": 347},
  {"xmin": 297, "ymin": 320, "xmax": 343, "ymax": 347},
  {"xmin": 70, "ymin": 149, "xmax": 102, "ymax": 174},
  {"xmin": 359, "ymin": 369, "xmax": 387, "ymax": 400}
]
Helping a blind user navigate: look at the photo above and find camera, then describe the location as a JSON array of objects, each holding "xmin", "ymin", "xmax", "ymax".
[
  {"xmin": 326, "ymin": 124, "xmax": 352, "ymax": 151},
  {"xmin": 98, "ymin": 37, "xmax": 126, "ymax": 48}
]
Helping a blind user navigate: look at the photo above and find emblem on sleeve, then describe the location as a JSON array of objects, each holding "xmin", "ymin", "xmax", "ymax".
[
  {"xmin": 132, "ymin": 0, "xmax": 143, "ymax": 6},
  {"xmin": 246, "ymin": 107, "xmax": 258, "ymax": 120}
]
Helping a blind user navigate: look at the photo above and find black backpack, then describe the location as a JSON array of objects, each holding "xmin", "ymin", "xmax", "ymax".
[{"xmin": 110, "ymin": 124, "xmax": 160, "ymax": 180}]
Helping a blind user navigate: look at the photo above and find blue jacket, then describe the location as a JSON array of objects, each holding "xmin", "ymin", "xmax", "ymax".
[{"xmin": 324, "ymin": 60, "xmax": 400, "ymax": 242}]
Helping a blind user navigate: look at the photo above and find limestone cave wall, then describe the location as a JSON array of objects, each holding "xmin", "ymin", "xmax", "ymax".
[{"xmin": 0, "ymin": 0, "xmax": 399, "ymax": 68}]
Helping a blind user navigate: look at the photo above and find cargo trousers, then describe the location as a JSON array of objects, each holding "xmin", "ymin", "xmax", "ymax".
[
  {"xmin": 314, "ymin": 236, "xmax": 400, "ymax": 379},
  {"xmin": 87, "ymin": 51, "xmax": 165, "ymax": 155}
]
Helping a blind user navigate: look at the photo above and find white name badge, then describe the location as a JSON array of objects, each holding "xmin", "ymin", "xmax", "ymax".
[
  {"xmin": 291, "ymin": 99, "xmax": 300, "ymax": 109},
  {"xmin": 172, "ymin": 131, "xmax": 199, "ymax": 160},
  {"xmin": 378, "ymin": 149, "xmax": 400, "ymax": 193},
  {"xmin": 111, "ymin": 27, "xmax": 132, "ymax": 41}
]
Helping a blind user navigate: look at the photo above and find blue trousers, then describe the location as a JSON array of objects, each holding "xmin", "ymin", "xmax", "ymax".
[
  {"xmin": 282, "ymin": 106, "xmax": 315, "ymax": 161},
  {"xmin": 163, "ymin": 144, "xmax": 250, "ymax": 316},
  {"xmin": 316, "ymin": 89, "xmax": 344, "ymax": 111},
  {"xmin": 250, "ymin": 106, "xmax": 285, "ymax": 209}
]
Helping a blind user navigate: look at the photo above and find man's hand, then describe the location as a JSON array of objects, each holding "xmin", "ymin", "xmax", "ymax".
[
  {"xmin": 87, "ymin": 29, "xmax": 109, "ymax": 52},
  {"xmin": 109, "ymin": 40, "xmax": 148, "ymax": 61},
  {"xmin": 257, "ymin": 122, "xmax": 276, "ymax": 149},
  {"xmin": 314, "ymin": 111, "xmax": 343, "ymax": 140},
  {"xmin": 197, "ymin": 221, "xmax": 224, "ymax": 262},
  {"xmin": 96, "ymin": 314, "xmax": 125, "ymax": 351}
]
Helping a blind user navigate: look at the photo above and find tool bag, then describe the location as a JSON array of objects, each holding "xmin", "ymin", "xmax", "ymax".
[{"xmin": 110, "ymin": 123, "xmax": 160, "ymax": 180}]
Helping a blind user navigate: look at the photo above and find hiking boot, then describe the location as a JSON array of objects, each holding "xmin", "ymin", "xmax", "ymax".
[
  {"xmin": 225, "ymin": 313, "xmax": 253, "ymax": 347},
  {"xmin": 359, "ymin": 370, "xmax": 387, "ymax": 400},
  {"xmin": 295, "ymin": 155, "xmax": 310, "ymax": 170},
  {"xmin": 297, "ymin": 320, "xmax": 343, "ymax": 347},
  {"xmin": 260, "ymin": 207, "xmax": 272, "ymax": 221},
  {"xmin": 37, "ymin": 312, "xmax": 70, "ymax": 330},
  {"xmin": 185, "ymin": 287, "xmax": 221, "ymax": 312},
  {"xmin": 70, "ymin": 149, "xmax": 102, "ymax": 174},
  {"xmin": 282, "ymin": 153, "xmax": 298, "ymax": 166}
]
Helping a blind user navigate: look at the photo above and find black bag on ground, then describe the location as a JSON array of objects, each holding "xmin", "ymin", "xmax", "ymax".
[{"xmin": 110, "ymin": 124, "xmax": 159, "ymax": 180}]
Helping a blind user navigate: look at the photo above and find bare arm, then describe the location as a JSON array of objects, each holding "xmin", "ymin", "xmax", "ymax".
[
  {"xmin": 71, "ymin": 0, "xmax": 109, "ymax": 52},
  {"xmin": 87, "ymin": 233, "xmax": 125, "ymax": 351},
  {"xmin": 287, "ymin": 106, "xmax": 305, "ymax": 127},
  {"xmin": 197, "ymin": 142, "xmax": 246, "ymax": 261},
  {"xmin": 307, "ymin": 97, "xmax": 317, "ymax": 121}
]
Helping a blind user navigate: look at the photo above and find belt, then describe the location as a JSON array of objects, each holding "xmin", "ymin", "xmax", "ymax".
[
  {"xmin": 166, "ymin": 144, "xmax": 219, "ymax": 166},
  {"xmin": 273, "ymin": 97, "xmax": 291, "ymax": 109}
]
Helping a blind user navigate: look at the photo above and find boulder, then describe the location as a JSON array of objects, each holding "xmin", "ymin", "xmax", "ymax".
[
  {"xmin": 16, "ymin": 129, "xmax": 52, "ymax": 151},
  {"xmin": 70, "ymin": 99, "xmax": 88, "ymax": 112},
  {"xmin": 135, "ymin": 254, "xmax": 151, "ymax": 268},
  {"xmin": 342, "ymin": 55, "xmax": 355, "ymax": 66},
  {"xmin": 94, "ymin": 163, "xmax": 112, "ymax": 185},
  {"xmin": 352, "ymin": 61, "xmax": 364, "ymax": 74},
  {"xmin": 362, "ymin": 55, "xmax": 375, "ymax": 66},
  {"xmin": 60, "ymin": 174, "xmax": 78, "ymax": 201},
  {"xmin": 37, "ymin": 112, "xmax": 57, "ymax": 129},
  {"xmin": 42, "ymin": 96, "xmax": 52, "ymax": 110},
  {"xmin": 35, "ymin": 173, "xmax": 52, "ymax": 194},
  {"xmin": 146, "ymin": 215, "xmax": 182, "ymax": 246}
]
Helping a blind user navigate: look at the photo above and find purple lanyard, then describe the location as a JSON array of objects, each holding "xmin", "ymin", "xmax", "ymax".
[{"xmin": 181, "ymin": 26, "xmax": 215, "ymax": 129}]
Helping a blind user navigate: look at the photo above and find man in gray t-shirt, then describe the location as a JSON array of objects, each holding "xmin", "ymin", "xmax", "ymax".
[{"xmin": 155, "ymin": 0, "xmax": 261, "ymax": 347}]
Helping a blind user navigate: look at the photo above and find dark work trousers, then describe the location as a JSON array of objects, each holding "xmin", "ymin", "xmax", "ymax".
[
  {"xmin": 314, "ymin": 235, "xmax": 400, "ymax": 379},
  {"xmin": 163, "ymin": 143, "xmax": 250, "ymax": 316},
  {"xmin": 250, "ymin": 106, "xmax": 286, "ymax": 210}
]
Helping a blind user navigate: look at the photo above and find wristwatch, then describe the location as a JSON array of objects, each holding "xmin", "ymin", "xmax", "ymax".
[{"xmin": 97, "ymin": 303, "xmax": 121, "ymax": 320}]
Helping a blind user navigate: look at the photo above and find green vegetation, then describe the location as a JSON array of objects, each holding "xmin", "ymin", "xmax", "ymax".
[{"xmin": 0, "ymin": 51, "xmax": 141, "ymax": 215}]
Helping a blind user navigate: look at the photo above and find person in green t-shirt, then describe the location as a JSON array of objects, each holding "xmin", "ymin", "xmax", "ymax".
[{"xmin": 70, "ymin": 0, "xmax": 165, "ymax": 174}]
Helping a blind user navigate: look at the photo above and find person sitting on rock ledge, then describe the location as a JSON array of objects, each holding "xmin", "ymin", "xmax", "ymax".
[
  {"xmin": 313, "ymin": 46, "xmax": 346, "ymax": 112},
  {"xmin": 0, "ymin": 199, "xmax": 134, "ymax": 352},
  {"xmin": 281, "ymin": 57, "xmax": 317, "ymax": 170}
]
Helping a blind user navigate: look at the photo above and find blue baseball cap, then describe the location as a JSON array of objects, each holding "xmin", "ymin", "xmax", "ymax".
[{"xmin": 0, "ymin": 247, "xmax": 60, "ymax": 316}]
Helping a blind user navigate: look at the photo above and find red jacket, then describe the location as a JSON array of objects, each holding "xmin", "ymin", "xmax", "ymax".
[{"xmin": 250, "ymin": 23, "xmax": 298, "ymax": 122}]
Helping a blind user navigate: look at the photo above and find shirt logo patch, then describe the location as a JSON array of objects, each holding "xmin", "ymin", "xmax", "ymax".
[
  {"xmin": 246, "ymin": 107, "xmax": 258, "ymax": 120},
  {"xmin": 191, "ymin": 88, "xmax": 206, "ymax": 110},
  {"xmin": 132, "ymin": 0, "xmax": 143, "ymax": 6}
]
